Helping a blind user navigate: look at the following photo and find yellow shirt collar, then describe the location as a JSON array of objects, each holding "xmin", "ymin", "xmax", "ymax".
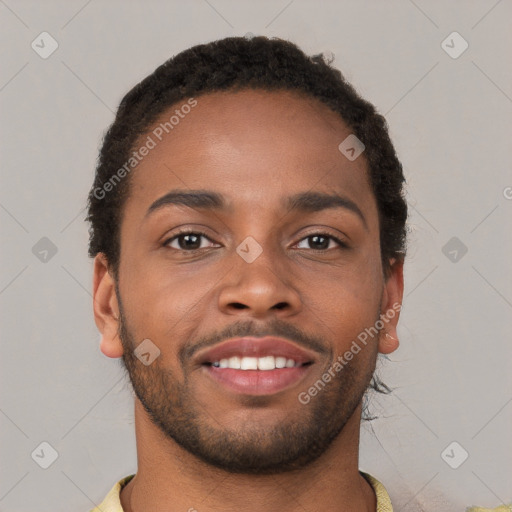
[{"xmin": 91, "ymin": 472, "xmax": 394, "ymax": 511}]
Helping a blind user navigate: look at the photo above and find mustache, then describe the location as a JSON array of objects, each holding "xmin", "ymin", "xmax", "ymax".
[{"xmin": 179, "ymin": 318, "xmax": 330, "ymax": 365}]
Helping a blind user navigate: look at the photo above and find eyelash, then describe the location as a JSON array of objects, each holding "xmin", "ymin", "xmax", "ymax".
[{"xmin": 163, "ymin": 229, "xmax": 348, "ymax": 252}]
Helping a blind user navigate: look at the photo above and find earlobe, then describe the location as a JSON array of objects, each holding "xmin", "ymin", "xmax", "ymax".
[
  {"xmin": 379, "ymin": 331, "xmax": 399, "ymax": 354},
  {"xmin": 378, "ymin": 258, "xmax": 404, "ymax": 355},
  {"xmin": 92, "ymin": 254, "xmax": 124, "ymax": 359}
]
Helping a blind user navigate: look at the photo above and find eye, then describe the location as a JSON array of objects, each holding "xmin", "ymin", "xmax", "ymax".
[
  {"xmin": 164, "ymin": 231, "xmax": 219, "ymax": 251},
  {"xmin": 295, "ymin": 233, "xmax": 347, "ymax": 251}
]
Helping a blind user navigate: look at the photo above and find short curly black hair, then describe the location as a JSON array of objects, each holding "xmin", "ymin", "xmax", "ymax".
[{"xmin": 86, "ymin": 36, "xmax": 407, "ymax": 279}]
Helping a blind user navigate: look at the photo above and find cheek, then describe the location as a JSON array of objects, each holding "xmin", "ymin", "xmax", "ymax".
[
  {"xmin": 301, "ymin": 256, "xmax": 382, "ymax": 353},
  {"xmin": 119, "ymin": 259, "xmax": 220, "ymax": 344}
]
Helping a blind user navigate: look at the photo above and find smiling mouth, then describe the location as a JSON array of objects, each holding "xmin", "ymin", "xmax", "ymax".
[
  {"xmin": 195, "ymin": 336, "xmax": 319, "ymax": 396},
  {"xmin": 201, "ymin": 362, "xmax": 314, "ymax": 396},
  {"xmin": 203, "ymin": 355, "xmax": 314, "ymax": 371}
]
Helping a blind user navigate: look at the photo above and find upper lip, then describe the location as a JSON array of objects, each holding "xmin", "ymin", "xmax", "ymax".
[{"xmin": 195, "ymin": 336, "xmax": 318, "ymax": 365}]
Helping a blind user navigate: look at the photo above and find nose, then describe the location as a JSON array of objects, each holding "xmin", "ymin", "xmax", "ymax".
[{"xmin": 218, "ymin": 245, "xmax": 302, "ymax": 319}]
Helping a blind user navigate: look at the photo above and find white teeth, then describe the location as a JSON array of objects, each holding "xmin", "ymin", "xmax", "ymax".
[
  {"xmin": 275, "ymin": 356, "xmax": 287, "ymax": 368},
  {"xmin": 258, "ymin": 356, "xmax": 275, "ymax": 370},
  {"xmin": 228, "ymin": 356, "xmax": 240, "ymax": 369},
  {"xmin": 211, "ymin": 356, "xmax": 300, "ymax": 370},
  {"xmin": 240, "ymin": 357, "xmax": 258, "ymax": 370}
]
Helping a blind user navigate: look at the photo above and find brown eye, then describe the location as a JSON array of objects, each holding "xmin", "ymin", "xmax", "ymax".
[
  {"xmin": 296, "ymin": 233, "xmax": 346, "ymax": 251},
  {"xmin": 165, "ymin": 231, "xmax": 217, "ymax": 251}
]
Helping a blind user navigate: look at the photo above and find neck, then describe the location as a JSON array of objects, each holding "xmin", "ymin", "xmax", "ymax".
[{"xmin": 120, "ymin": 400, "xmax": 376, "ymax": 512}]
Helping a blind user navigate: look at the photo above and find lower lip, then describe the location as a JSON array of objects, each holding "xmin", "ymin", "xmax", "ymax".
[{"xmin": 202, "ymin": 365, "xmax": 312, "ymax": 396}]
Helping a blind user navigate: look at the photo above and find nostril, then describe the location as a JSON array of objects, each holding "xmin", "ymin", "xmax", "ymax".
[
  {"xmin": 273, "ymin": 302, "xmax": 288, "ymax": 310},
  {"xmin": 230, "ymin": 303, "xmax": 247, "ymax": 310}
]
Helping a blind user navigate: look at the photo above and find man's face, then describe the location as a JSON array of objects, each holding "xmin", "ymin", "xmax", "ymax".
[{"xmin": 96, "ymin": 89, "xmax": 402, "ymax": 474}]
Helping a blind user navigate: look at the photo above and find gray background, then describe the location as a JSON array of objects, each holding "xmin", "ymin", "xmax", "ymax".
[{"xmin": 1, "ymin": 1, "xmax": 511, "ymax": 511}]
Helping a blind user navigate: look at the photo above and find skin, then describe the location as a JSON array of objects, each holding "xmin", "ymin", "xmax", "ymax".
[{"xmin": 93, "ymin": 89, "xmax": 404, "ymax": 512}]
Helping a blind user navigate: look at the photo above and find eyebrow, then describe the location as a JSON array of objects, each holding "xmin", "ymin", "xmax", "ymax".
[
  {"xmin": 145, "ymin": 189, "xmax": 367, "ymax": 229},
  {"xmin": 286, "ymin": 191, "xmax": 367, "ymax": 229},
  {"xmin": 145, "ymin": 190, "xmax": 225, "ymax": 218}
]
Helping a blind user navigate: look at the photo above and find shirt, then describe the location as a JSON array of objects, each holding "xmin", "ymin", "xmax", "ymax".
[{"xmin": 89, "ymin": 471, "xmax": 393, "ymax": 511}]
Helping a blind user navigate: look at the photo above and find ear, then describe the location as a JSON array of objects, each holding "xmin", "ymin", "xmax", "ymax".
[
  {"xmin": 93, "ymin": 253, "xmax": 123, "ymax": 358},
  {"xmin": 378, "ymin": 258, "xmax": 404, "ymax": 354}
]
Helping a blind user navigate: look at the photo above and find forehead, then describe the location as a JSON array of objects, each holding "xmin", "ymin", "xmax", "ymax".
[{"xmin": 124, "ymin": 89, "xmax": 376, "ymax": 222}]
